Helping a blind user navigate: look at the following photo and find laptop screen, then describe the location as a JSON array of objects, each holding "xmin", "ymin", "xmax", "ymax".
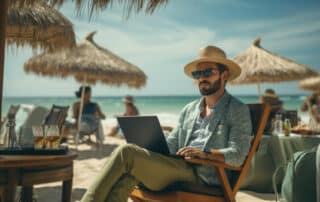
[{"xmin": 117, "ymin": 116, "xmax": 170, "ymax": 155}]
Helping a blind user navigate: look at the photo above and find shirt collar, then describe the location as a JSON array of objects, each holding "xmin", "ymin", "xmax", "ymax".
[{"xmin": 197, "ymin": 91, "xmax": 231, "ymax": 112}]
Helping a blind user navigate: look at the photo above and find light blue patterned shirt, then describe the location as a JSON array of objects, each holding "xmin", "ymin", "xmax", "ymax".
[
  {"xmin": 188, "ymin": 99, "xmax": 214, "ymax": 149},
  {"xmin": 166, "ymin": 91, "xmax": 252, "ymax": 185}
]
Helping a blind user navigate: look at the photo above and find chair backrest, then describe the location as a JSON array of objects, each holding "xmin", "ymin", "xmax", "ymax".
[
  {"xmin": 232, "ymin": 103, "xmax": 271, "ymax": 193},
  {"xmin": 43, "ymin": 105, "xmax": 69, "ymax": 128}
]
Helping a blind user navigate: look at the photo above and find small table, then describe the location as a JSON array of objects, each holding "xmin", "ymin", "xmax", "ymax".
[{"xmin": 0, "ymin": 151, "xmax": 77, "ymax": 202}]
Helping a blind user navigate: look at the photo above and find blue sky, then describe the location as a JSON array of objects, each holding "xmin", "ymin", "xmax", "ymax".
[{"xmin": 4, "ymin": 0, "xmax": 320, "ymax": 97}]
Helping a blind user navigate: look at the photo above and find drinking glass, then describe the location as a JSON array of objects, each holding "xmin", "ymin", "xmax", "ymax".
[
  {"xmin": 32, "ymin": 126, "xmax": 44, "ymax": 149},
  {"xmin": 44, "ymin": 125, "xmax": 60, "ymax": 149}
]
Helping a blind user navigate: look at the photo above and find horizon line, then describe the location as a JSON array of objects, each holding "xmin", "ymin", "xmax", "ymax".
[{"xmin": 2, "ymin": 93, "xmax": 309, "ymax": 98}]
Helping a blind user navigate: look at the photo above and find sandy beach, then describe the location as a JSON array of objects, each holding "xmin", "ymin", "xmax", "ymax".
[{"xmin": 31, "ymin": 133, "xmax": 276, "ymax": 202}]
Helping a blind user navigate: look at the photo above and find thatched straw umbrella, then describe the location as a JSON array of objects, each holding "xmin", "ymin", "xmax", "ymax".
[
  {"xmin": 0, "ymin": 0, "xmax": 167, "ymax": 121},
  {"xmin": 299, "ymin": 75, "xmax": 320, "ymax": 92},
  {"xmin": 7, "ymin": 1, "xmax": 76, "ymax": 51},
  {"xmin": 24, "ymin": 31, "xmax": 147, "ymax": 146},
  {"xmin": 230, "ymin": 37, "xmax": 318, "ymax": 95},
  {"xmin": 0, "ymin": 0, "xmax": 76, "ymax": 119}
]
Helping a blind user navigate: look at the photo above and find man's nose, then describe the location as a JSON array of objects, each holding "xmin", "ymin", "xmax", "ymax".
[{"xmin": 198, "ymin": 75, "xmax": 208, "ymax": 82}]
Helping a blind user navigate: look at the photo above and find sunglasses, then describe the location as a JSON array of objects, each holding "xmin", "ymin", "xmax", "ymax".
[{"xmin": 191, "ymin": 68, "xmax": 218, "ymax": 79}]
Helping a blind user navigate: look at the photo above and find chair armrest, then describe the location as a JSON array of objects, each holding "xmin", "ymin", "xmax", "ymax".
[{"xmin": 185, "ymin": 158, "xmax": 241, "ymax": 171}]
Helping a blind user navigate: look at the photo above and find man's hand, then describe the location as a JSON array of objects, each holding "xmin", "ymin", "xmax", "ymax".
[{"xmin": 176, "ymin": 147, "xmax": 208, "ymax": 159}]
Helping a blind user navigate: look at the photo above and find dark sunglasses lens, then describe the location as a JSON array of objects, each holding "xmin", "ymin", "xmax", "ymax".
[
  {"xmin": 192, "ymin": 70, "xmax": 201, "ymax": 79},
  {"xmin": 191, "ymin": 68, "xmax": 214, "ymax": 79},
  {"xmin": 203, "ymin": 68, "xmax": 213, "ymax": 77}
]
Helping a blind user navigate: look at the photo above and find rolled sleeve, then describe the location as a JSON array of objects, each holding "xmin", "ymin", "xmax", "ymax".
[{"xmin": 218, "ymin": 104, "xmax": 252, "ymax": 167}]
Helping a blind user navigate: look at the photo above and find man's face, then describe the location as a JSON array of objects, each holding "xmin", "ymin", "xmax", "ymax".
[{"xmin": 194, "ymin": 62, "xmax": 227, "ymax": 96}]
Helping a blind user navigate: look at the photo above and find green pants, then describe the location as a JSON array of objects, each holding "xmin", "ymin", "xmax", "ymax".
[{"xmin": 80, "ymin": 144, "xmax": 199, "ymax": 202}]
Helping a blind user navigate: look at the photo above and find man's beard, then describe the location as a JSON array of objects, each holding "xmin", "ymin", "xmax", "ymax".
[{"xmin": 198, "ymin": 77, "xmax": 222, "ymax": 96}]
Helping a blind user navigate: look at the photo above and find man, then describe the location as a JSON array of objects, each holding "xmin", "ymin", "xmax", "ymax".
[{"xmin": 81, "ymin": 46, "xmax": 252, "ymax": 202}]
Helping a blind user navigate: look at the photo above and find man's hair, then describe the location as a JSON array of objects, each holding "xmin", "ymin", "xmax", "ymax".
[
  {"xmin": 216, "ymin": 63, "xmax": 228, "ymax": 85},
  {"xmin": 216, "ymin": 63, "xmax": 228, "ymax": 74}
]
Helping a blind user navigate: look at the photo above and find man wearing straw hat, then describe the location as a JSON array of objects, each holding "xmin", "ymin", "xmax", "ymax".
[{"xmin": 81, "ymin": 46, "xmax": 252, "ymax": 202}]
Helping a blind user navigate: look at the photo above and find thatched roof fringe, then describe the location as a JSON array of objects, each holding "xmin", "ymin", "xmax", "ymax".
[
  {"xmin": 7, "ymin": 1, "xmax": 76, "ymax": 51},
  {"xmin": 299, "ymin": 75, "xmax": 320, "ymax": 92},
  {"xmin": 10, "ymin": 0, "xmax": 168, "ymax": 18}
]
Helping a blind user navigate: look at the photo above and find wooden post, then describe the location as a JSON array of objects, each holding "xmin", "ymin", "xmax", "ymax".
[
  {"xmin": 75, "ymin": 76, "xmax": 87, "ymax": 149},
  {"xmin": 257, "ymin": 80, "xmax": 261, "ymax": 100},
  {"xmin": 0, "ymin": 0, "xmax": 8, "ymax": 122}
]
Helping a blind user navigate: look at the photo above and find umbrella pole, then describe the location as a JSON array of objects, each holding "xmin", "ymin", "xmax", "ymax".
[
  {"xmin": 75, "ymin": 77, "xmax": 87, "ymax": 149},
  {"xmin": 257, "ymin": 81, "xmax": 262, "ymax": 99},
  {"xmin": 0, "ymin": 0, "xmax": 8, "ymax": 122}
]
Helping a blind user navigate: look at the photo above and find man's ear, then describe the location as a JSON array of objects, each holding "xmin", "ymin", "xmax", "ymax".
[{"xmin": 222, "ymin": 71, "xmax": 229, "ymax": 82}]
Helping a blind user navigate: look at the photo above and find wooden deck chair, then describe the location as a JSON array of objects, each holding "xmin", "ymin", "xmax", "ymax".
[
  {"xmin": 43, "ymin": 105, "xmax": 69, "ymax": 136},
  {"xmin": 130, "ymin": 103, "xmax": 271, "ymax": 202}
]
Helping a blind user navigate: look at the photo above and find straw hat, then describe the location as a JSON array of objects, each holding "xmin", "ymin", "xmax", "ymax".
[
  {"xmin": 184, "ymin": 46, "xmax": 241, "ymax": 81},
  {"xmin": 123, "ymin": 95, "xmax": 134, "ymax": 104}
]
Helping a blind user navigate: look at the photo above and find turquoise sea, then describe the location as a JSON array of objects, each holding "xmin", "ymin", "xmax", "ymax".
[{"xmin": 2, "ymin": 95, "xmax": 310, "ymax": 129}]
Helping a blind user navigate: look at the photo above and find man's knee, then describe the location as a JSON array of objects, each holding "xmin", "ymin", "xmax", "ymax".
[{"xmin": 114, "ymin": 144, "xmax": 141, "ymax": 160}]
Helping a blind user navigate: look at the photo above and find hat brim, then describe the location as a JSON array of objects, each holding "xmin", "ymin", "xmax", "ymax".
[{"xmin": 184, "ymin": 57, "xmax": 241, "ymax": 81}]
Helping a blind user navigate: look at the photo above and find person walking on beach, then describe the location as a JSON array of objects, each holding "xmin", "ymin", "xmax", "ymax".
[
  {"xmin": 107, "ymin": 95, "xmax": 139, "ymax": 137},
  {"xmin": 81, "ymin": 45, "xmax": 252, "ymax": 202},
  {"xmin": 73, "ymin": 86, "xmax": 106, "ymax": 144}
]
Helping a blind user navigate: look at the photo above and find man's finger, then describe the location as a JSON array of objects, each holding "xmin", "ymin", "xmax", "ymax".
[
  {"xmin": 177, "ymin": 147, "xmax": 193, "ymax": 155},
  {"xmin": 179, "ymin": 148, "xmax": 195, "ymax": 156}
]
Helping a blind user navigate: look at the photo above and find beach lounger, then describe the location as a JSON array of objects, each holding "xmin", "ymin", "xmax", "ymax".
[
  {"xmin": 77, "ymin": 114, "xmax": 104, "ymax": 146},
  {"xmin": 130, "ymin": 104, "xmax": 271, "ymax": 202}
]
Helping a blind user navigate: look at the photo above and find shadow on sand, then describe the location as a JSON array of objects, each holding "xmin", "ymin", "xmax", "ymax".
[
  {"xmin": 70, "ymin": 143, "xmax": 119, "ymax": 160},
  {"xmin": 34, "ymin": 186, "xmax": 86, "ymax": 202}
]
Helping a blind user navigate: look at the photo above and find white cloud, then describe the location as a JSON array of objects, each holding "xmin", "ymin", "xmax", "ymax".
[
  {"xmin": 226, "ymin": 9, "xmax": 320, "ymax": 51},
  {"xmin": 71, "ymin": 15, "xmax": 216, "ymax": 66}
]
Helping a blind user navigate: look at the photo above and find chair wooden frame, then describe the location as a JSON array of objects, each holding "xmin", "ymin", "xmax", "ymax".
[{"xmin": 130, "ymin": 104, "xmax": 271, "ymax": 202}]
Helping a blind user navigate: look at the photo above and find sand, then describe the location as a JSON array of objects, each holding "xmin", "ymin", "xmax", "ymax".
[{"xmin": 32, "ymin": 135, "xmax": 276, "ymax": 202}]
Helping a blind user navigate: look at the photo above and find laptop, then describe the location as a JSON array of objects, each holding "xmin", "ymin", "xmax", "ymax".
[{"xmin": 117, "ymin": 115, "xmax": 182, "ymax": 158}]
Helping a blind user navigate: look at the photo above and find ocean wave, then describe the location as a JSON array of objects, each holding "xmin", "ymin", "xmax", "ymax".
[{"xmin": 299, "ymin": 95, "xmax": 307, "ymax": 100}]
